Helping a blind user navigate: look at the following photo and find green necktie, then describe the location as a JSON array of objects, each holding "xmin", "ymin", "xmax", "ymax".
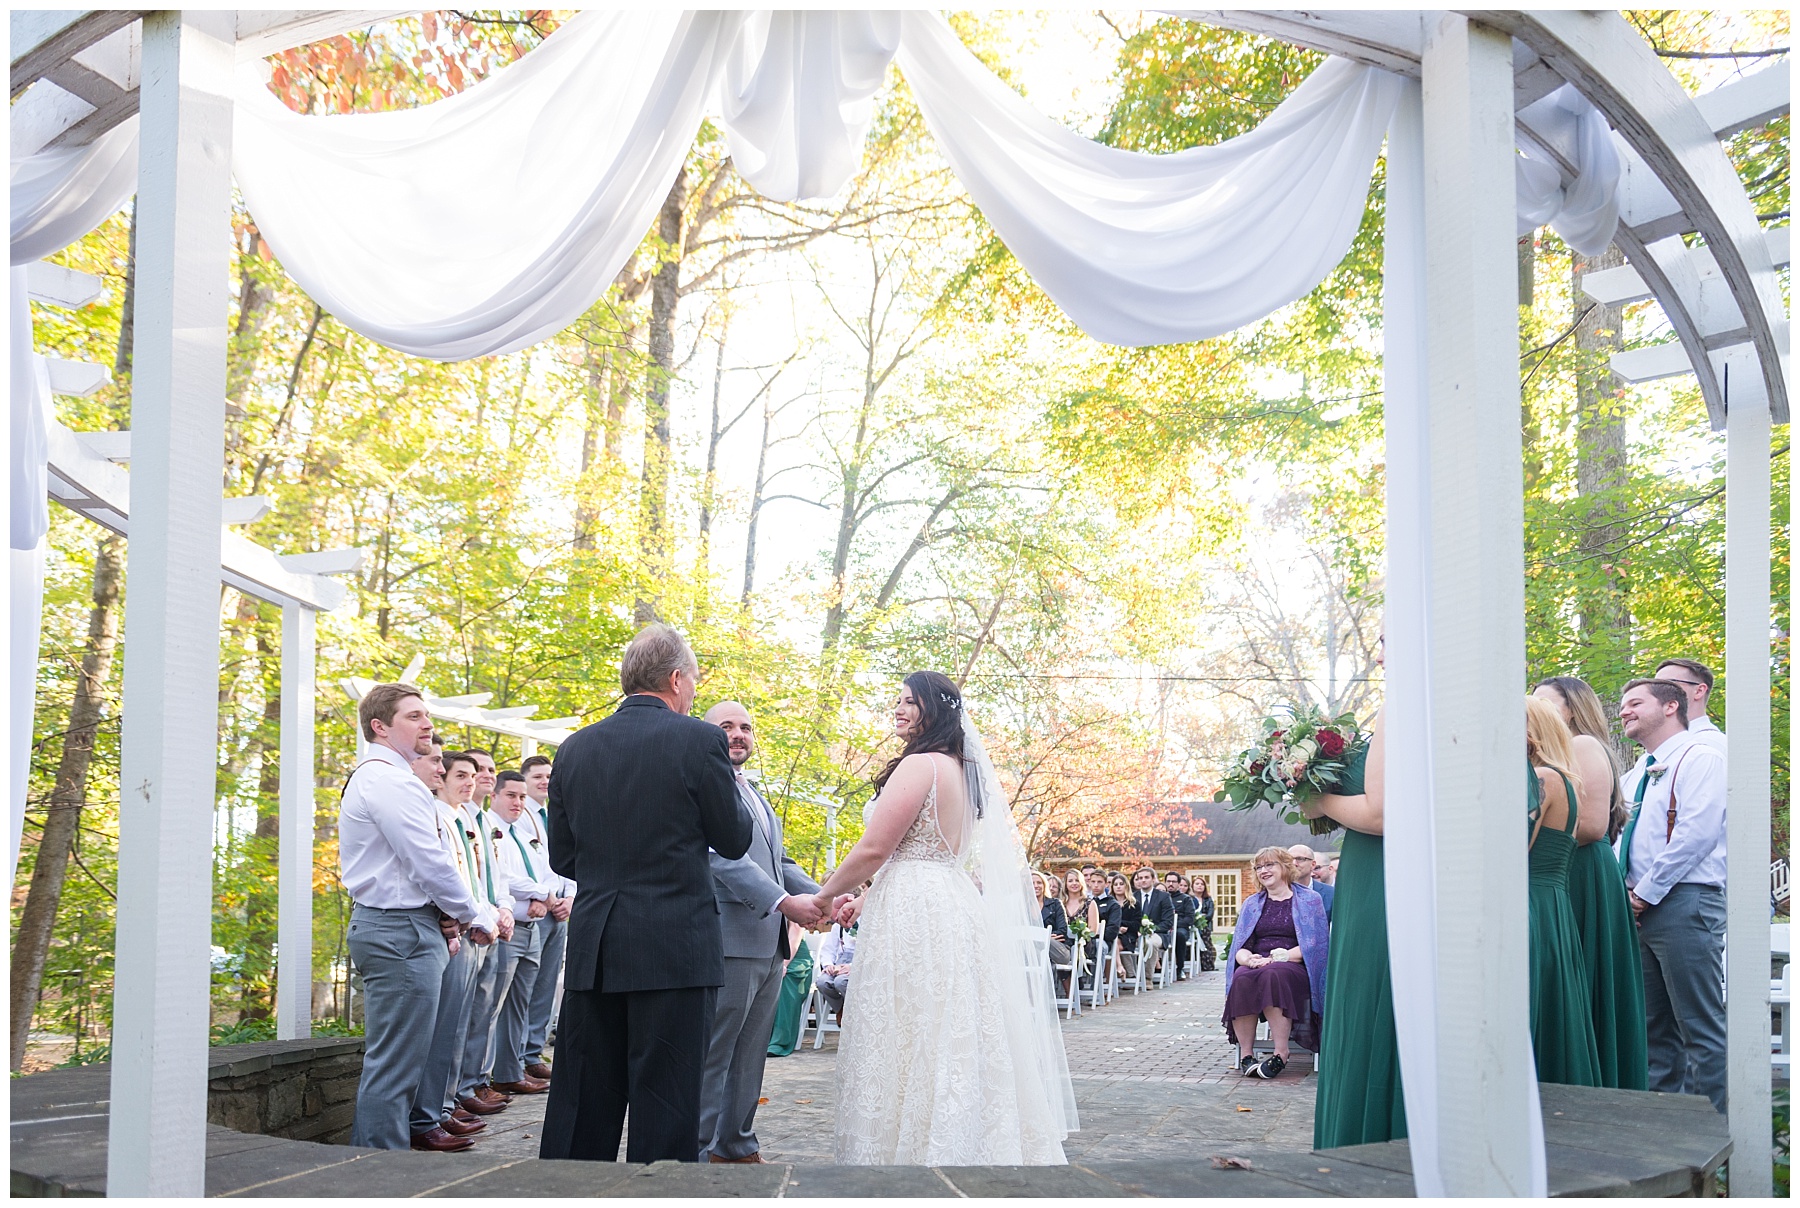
[
  {"xmin": 509, "ymin": 825, "xmax": 538, "ymax": 880},
  {"xmin": 452, "ymin": 816, "xmax": 481, "ymax": 898},
  {"xmin": 1618, "ymin": 753, "xmax": 1656, "ymax": 880}
]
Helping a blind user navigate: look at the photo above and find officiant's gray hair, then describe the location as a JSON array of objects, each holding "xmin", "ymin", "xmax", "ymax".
[{"xmin": 620, "ymin": 623, "xmax": 697, "ymax": 696}]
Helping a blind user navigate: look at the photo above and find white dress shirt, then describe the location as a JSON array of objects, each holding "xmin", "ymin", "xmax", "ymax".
[
  {"xmin": 738, "ymin": 772, "xmax": 788, "ymax": 913},
  {"xmin": 338, "ymin": 743, "xmax": 497, "ymax": 933},
  {"xmin": 454, "ymin": 798, "xmax": 512, "ymax": 914},
  {"xmin": 1617, "ymin": 728, "xmax": 1728, "ymax": 905},
  {"xmin": 489, "ymin": 809, "xmax": 554, "ymax": 910},
  {"xmin": 523, "ymin": 799, "xmax": 574, "ymax": 899},
  {"xmin": 1687, "ymin": 714, "xmax": 1728, "ymax": 756}
]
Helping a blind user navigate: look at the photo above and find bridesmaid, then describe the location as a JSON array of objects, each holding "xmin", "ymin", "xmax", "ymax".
[
  {"xmin": 1303, "ymin": 703, "xmax": 1406, "ymax": 1147},
  {"xmin": 1523, "ymin": 697, "xmax": 1603, "ymax": 1087},
  {"xmin": 1531, "ymin": 677, "xmax": 1648, "ymax": 1090},
  {"xmin": 766, "ymin": 920, "xmax": 815, "ymax": 1058}
]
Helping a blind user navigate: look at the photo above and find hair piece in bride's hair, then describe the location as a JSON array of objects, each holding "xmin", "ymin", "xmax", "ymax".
[{"xmin": 873, "ymin": 669, "xmax": 967, "ymax": 797}]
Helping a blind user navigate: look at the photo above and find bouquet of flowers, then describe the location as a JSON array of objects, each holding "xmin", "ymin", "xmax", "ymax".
[
  {"xmin": 1067, "ymin": 917, "xmax": 1095, "ymax": 943},
  {"xmin": 1214, "ymin": 704, "xmax": 1365, "ymax": 836}
]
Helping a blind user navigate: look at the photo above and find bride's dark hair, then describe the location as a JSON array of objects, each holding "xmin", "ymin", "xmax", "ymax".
[{"xmin": 873, "ymin": 670, "xmax": 966, "ymax": 795}]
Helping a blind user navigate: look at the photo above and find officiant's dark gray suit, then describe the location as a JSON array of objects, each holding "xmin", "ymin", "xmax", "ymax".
[{"xmin": 699, "ymin": 773, "xmax": 820, "ymax": 1161}]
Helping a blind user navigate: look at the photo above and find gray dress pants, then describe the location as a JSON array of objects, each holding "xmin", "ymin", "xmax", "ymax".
[
  {"xmin": 410, "ymin": 935, "xmax": 477, "ymax": 1133},
  {"xmin": 493, "ymin": 921, "xmax": 545, "ymax": 1083},
  {"xmin": 698, "ymin": 955, "xmax": 786, "ymax": 1159},
  {"xmin": 1638, "ymin": 883, "xmax": 1728, "ymax": 1111},
  {"xmin": 525, "ymin": 914, "xmax": 566, "ymax": 1065},
  {"xmin": 459, "ymin": 921, "xmax": 534, "ymax": 1098},
  {"xmin": 347, "ymin": 904, "xmax": 448, "ymax": 1150}
]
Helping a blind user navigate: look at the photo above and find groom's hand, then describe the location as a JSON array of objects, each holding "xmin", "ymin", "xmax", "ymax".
[
  {"xmin": 833, "ymin": 895, "xmax": 863, "ymax": 928},
  {"xmin": 778, "ymin": 895, "xmax": 825, "ymax": 927}
]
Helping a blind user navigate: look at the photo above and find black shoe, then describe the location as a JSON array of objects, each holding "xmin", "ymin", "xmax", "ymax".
[
  {"xmin": 1252, "ymin": 1054, "xmax": 1287, "ymax": 1080},
  {"xmin": 1238, "ymin": 1053, "xmax": 1258, "ymax": 1074}
]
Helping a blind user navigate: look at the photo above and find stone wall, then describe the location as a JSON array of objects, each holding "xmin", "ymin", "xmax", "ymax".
[{"xmin": 206, "ymin": 1037, "xmax": 363, "ymax": 1144}]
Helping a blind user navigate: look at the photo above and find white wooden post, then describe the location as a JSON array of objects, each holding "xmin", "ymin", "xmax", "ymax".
[
  {"xmin": 1418, "ymin": 13, "xmax": 1541, "ymax": 1195},
  {"xmin": 520, "ymin": 736, "xmax": 538, "ymax": 759},
  {"xmin": 1723, "ymin": 357, "xmax": 1773, "ymax": 1196},
  {"xmin": 106, "ymin": 10, "xmax": 234, "ymax": 1198},
  {"xmin": 277, "ymin": 603, "xmax": 315, "ymax": 1041}
]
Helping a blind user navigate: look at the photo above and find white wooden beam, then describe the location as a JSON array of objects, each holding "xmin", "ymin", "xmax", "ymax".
[
  {"xmin": 1611, "ymin": 341, "xmax": 1696, "ymax": 384},
  {"xmin": 1582, "ymin": 227, "xmax": 1790, "ymax": 306},
  {"xmin": 107, "ymin": 10, "xmax": 235, "ymax": 1198},
  {"xmin": 26, "ymin": 261, "xmax": 105, "ymax": 308},
  {"xmin": 1419, "ymin": 12, "xmax": 1540, "ymax": 1195},
  {"xmin": 219, "ymin": 495, "xmax": 272, "ymax": 525},
  {"xmin": 1483, "ymin": 11, "xmax": 1789, "ymax": 423},
  {"xmin": 276, "ymin": 603, "xmax": 316, "ymax": 1041},
  {"xmin": 1694, "ymin": 61, "xmax": 1790, "ymax": 140},
  {"xmin": 1723, "ymin": 347, "xmax": 1775, "ymax": 1196},
  {"xmin": 44, "ymin": 357, "xmax": 108, "ymax": 397},
  {"xmin": 277, "ymin": 547, "xmax": 367, "ymax": 576},
  {"xmin": 9, "ymin": 9, "xmax": 139, "ymax": 99}
]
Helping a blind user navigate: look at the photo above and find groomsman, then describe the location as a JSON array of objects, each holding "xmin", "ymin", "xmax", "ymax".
[
  {"xmin": 407, "ymin": 752, "xmax": 503, "ymax": 1151},
  {"xmin": 452, "ymin": 753, "xmax": 516, "ymax": 1118},
  {"xmin": 1085, "ymin": 866, "xmax": 1122, "ymax": 949},
  {"xmin": 1654, "ymin": 658, "xmax": 1727, "ymax": 756},
  {"xmin": 519, "ymin": 753, "xmax": 571, "ymax": 1081},
  {"xmin": 1618, "ymin": 677, "xmax": 1729, "ymax": 1112},
  {"xmin": 1132, "ymin": 867, "xmax": 1175, "ymax": 977},
  {"xmin": 458, "ymin": 773, "xmax": 553, "ymax": 1107},
  {"xmin": 338, "ymin": 684, "xmax": 496, "ymax": 1151},
  {"xmin": 698, "ymin": 700, "xmax": 826, "ymax": 1164},
  {"xmin": 490, "ymin": 771, "xmax": 556, "ymax": 1094}
]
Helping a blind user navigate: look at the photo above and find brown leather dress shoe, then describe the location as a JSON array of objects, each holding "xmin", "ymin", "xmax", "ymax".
[
  {"xmin": 523, "ymin": 1062, "xmax": 553, "ymax": 1081},
  {"xmin": 474, "ymin": 1085, "xmax": 512, "ymax": 1105},
  {"xmin": 410, "ymin": 1126, "xmax": 475, "ymax": 1153},
  {"xmin": 456, "ymin": 1093, "xmax": 506, "ymax": 1116},
  {"xmin": 451, "ymin": 1108, "xmax": 484, "ymax": 1125},
  {"xmin": 440, "ymin": 1114, "xmax": 487, "ymax": 1137},
  {"xmin": 491, "ymin": 1076, "xmax": 550, "ymax": 1095},
  {"xmin": 708, "ymin": 1152, "xmax": 767, "ymax": 1164}
]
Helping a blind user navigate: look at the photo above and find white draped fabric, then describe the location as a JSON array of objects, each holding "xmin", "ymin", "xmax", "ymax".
[{"xmin": 9, "ymin": 13, "xmax": 1624, "ymax": 1189}]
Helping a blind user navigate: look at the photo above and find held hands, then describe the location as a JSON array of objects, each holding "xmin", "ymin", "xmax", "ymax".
[
  {"xmin": 470, "ymin": 926, "xmax": 495, "ymax": 946},
  {"xmin": 1628, "ymin": 890, "xmax": 1648, "ymax": 919},
  {"xmin": 437, "ymin": 914, "xmax": 461, "ymax": 942},
  {"xmin": 496, "ymin": 908, "xmax": 515, "ymax": 943},
  {"xmin": 832, "ymin": 894, "xmax": 863, "ymax": 929},
  {"xmin": 527, "ymin": 898, "xmax": 549, "ymax": 920},
  {"xmin": 548, "ymin": 895, "xmax": 572, "ymax": 922}
]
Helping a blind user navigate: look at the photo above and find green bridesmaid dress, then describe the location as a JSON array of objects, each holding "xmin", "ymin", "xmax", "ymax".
[
  {"xmin": 1313, "ymin": 745, "xmax": 1408, "ymax": 1149},
  {"xmin": 1567, "ymin": 823, "xmax": 1649, "ymax": 1090},
  {"xmin": 766, "ymin": 939, "xmax": 815, "ymax": 1058},
  {"xmin": 1526, "ymin": 767, "xmax": 1603, "ymax": 1087}
]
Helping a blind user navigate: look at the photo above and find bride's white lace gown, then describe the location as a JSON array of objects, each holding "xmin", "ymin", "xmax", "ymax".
[{"xmin": 833, "ymin": 759, "xmax": 1068, "ymax": 1165}]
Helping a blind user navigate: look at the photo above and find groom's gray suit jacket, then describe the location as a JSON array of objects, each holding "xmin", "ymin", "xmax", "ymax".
[{"xmin": 712, "ymin": 778, "xmax": 820, "ymax": 959}]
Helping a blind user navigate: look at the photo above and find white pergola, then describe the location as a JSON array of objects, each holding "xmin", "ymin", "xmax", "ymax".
[
  {"xmin": 339, "ymin": 655, "xmax": 579, "ymax": 757},
  {"xmin": 9, "ymin": 8, "xmax": 1789, "ymax": 1198}
]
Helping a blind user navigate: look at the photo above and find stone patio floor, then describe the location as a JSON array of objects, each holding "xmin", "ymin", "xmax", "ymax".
[{"xmin": 461, "ymin": 967, "xmax": 1314, "ymax": 1164}]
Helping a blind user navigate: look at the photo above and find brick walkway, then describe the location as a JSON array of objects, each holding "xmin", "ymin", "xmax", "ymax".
[{"xmin": 464, "ymin": 968, "xmax": 1315, "ymax": 1164}]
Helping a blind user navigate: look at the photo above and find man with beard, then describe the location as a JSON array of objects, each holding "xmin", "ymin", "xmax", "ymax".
[
  {"xmin": 338, "ymin": 684, "xmax": 496, "ymax": 1150},
  {"xmin": 697, "ymin": 700, "xmax": 829, "ymax": 1163}
]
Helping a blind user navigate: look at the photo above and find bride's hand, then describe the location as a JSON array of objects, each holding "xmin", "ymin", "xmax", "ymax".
[{"xmin": 834, "ymin": 894, "xmax": 863, "ymax": 928}]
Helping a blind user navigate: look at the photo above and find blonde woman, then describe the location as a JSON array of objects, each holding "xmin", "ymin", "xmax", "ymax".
[
  {"xmin": 1523, "ymin": 696, "xmax": 1602, "ymax": 1087},
  {"xmin": 1532, "ymin": 677, "xmax": 1647, "ymax": 1090},
  {"xmin": 1063, "ymin": 870, "xmax": 1102, "ymax": 989}
]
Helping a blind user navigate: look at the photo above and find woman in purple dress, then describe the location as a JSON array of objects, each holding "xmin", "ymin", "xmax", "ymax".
[{"xmin": 1222, "ymin": 845, "xmax": 1330, "ymax": 1079}]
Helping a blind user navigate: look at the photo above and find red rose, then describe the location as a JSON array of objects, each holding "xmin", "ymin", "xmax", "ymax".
[
  {"xmin": 1317, "ymin": 730, "xmax": 1346, "ymax": 759},
  {"xmin": 1269, "ymin": 729, "xmax": 1285, "ymax": 741},
  {"xmin": 1249, "ymin": 759, "xmax": 1267, "ymax": 774}
]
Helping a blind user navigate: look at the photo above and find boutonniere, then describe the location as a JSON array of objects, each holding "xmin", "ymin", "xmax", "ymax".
[
  {"xmin": 463, "ymin": 827, "xmax": 477, "ymax": 841},
  {"xmin": 1646, "ymin": 764, "xmax": 1671, "ymax": 783},
  {"xmin": 529, "ymin": 837, "xmax": 542, "ymax": 849},
  {"xmin": 491, "ymin": 828, "xmax": 504, "ymax": 840}
]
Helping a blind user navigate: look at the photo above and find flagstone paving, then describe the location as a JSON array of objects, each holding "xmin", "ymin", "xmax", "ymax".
[{"xmin": 463, "ymin": 968, "xmax": 1315, "ymax": 1164}]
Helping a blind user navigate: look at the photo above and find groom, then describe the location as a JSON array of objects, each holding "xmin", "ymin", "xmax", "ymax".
[{"xmin": 698, "ymin": 701, "xmax": 833, "ymax": 1163}]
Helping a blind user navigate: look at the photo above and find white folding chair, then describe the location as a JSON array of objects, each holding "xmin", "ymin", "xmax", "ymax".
[
  {"xmin": 1080, "ymin": 941, "xmax": 1107, "ymax": 1010},
  {"xmin": 1051, "ymin": 934, "xmax": 1082, "ymax": 1018},
  {"xmin": 1773, "ymin": 962, "xmax": 1791, "ymax": 1072},
  {"xmin": 803, "ymin": 933, "xmax": 842, "ymax": 1050},
  {"xmin": 1157, "ymin": 934, "xmax": 1178, "ymax": 988}
]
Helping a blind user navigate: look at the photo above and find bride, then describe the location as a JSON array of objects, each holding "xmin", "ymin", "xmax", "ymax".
[{"xmin": 806, "ymin": 671, "xmax": 1077, "ymax": 1165}]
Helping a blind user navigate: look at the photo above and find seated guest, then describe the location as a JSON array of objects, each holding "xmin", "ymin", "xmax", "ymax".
[
  {"xmin": 1036, "ymin": 872, "xmax": 1073, "ymax": 986},
  {"xmin": 1166, "ymin": 872, "xmax": 1197, "ymax": 980},
  {"xmin": 815, "ymin": 919, "xmax": 857, "ymax": 1023},
  {"xmin": 1085, "ymin": 865, "xmax": 1122, "ymax": 954},
  {"xmin": 1288, "ymin": 844, "xmax": 1334, "ymax": 920},
  {"xmin": 1133, "ymin": 866, "xmax": 1174, "ymax": 979},
  {"xmin": 1064, "ymin": 869, "xmax": 1102, "ymax": 989},
  {"xmin": 1223, "ymin": 846, "xmax": 1329, "ymax": 1080},
  {"xmin": 1195, "ymin": 876, "xmax": 1217, "ymax": 971},
  {"xmin": 1111, "ymin": 872, "xmax": 1143, "ymax": 977}
]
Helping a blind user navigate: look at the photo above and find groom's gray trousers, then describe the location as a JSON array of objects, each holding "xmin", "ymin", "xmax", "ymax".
[{"xmin": 698, "ymin": 955, "xmax": 787, "ymax": 1159}]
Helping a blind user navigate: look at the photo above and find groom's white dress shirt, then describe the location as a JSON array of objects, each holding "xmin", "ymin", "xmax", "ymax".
[
  {"xmin": 738, "ymin": 771, "xmax": 789, "ymax": 915},
  {"xmin": 339, "ymin": 742, "xmax": 497, "ymax": 933}
]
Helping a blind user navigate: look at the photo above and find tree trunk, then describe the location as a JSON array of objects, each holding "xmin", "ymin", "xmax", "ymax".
[
  {"xmin": 9, "ymin": 534, "xmax": 125, "ymax": 1069},
  {"xmin": 9, "ymin": 204, "xmax": 141, "ymax": 1070},
  {"xmin": 741, "ymin": 391, "xmax": 774, "ymax": 609},
  {"xmin": 696, "ymin": 328, "xmax": 729, "ymax": 614},
  {"xmin": 1571, "ymin": 245, "xmax": 1631, "ymax": 680},
  {"xmin": 573, "ymin": 339, "xmax": 609, "ymax": 551},
  {"xmin": 637, "ymin": 170, "xmax": 686, "ymax": 624}
]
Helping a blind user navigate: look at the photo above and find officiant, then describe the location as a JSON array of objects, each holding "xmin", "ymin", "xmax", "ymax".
[{"xmin": 699, "ymin": 700, "xmax": 826, "ymax": 1164}]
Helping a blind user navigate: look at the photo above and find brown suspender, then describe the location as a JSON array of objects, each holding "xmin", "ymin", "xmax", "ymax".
[
  {"xmin": 338, "ymin": 759, "xmax": 385, "ymax": 802},
  {"xmin": 1663, "ymin": 747, "xmax": 1695, "ymax": 841}
]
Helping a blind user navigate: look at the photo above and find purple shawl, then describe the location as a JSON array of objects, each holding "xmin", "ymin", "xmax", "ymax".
[{"xmin": 1223, "ymin": 883, "xmax": 1329, "ymax": 1019}]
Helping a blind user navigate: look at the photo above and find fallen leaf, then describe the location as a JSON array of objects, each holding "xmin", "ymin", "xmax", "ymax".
[
  {"xmin": 1211, "ymin": 1156, "xmax": 1253, "ymax": 1170},
  {"xmin": 758, "ymin": 1097, "xmax": 769, "ymax": 1105},
  {"xmin": 1235, "ymin": 1105, "xmax": 1252, "ymax": 1113},
  {"xmin": 796, "ymin": 1099, "xmax": 812, "ymax": 1104},
  {"xmin": 1317, "ymin": 1167, "xmax": 1332, "ymax": 1173}
]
